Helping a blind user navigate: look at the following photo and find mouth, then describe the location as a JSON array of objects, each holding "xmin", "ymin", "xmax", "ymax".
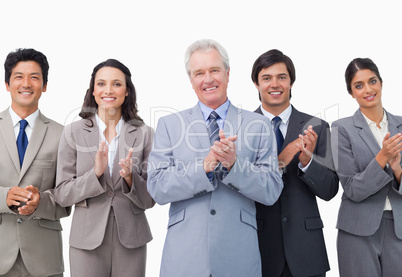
[
  {"xmin": 19, "ymin": 91, "xmax": 33, "ymax": 95},
  {"xmin": 269, "ymin": 91, "xmax": 282, "ymax": 96},
  {"xmin": 204, "ymin": 86, "xmax": 218, "ymax": 92},
  {"xmin": 364, "ymin": 94, "xmax": 376, "ymax": 101},
  {"xmin": 101, "ymin": 97, "xmax": 116, "ymax": 101}
]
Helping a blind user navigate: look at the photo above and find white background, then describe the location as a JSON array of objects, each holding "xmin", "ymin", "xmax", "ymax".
[{"xmin": 1, "ymin": 1, "xmax": 401, "ymax": 276}]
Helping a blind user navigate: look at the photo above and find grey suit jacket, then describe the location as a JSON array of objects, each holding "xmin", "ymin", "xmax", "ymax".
[
  {"xmin": 54, "ymin": 116, "xmax": 154, "ymax": 250},
  {"xmin": 147, "ymin": 103, "xmax": 283, "ymax": 277},
  {"xmin": 331, "ymin": 109, "xmax": 402, "ymax": 237},
  {"xmin": 0, "ymin": 109, "xmax": 70, "ymax": 276}
]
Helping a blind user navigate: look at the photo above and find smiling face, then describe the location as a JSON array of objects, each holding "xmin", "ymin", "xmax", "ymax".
[
  {"xmin": 350, "ymin": 69, "xmax": 382, "ymax": 112},
  {"xmin": 189, "ymin": 49, "xmax": 229, "ymax": 110},
  {"xmin": 254, "ymin": 62, "xmax": 292, "ymax": 115},
  {"xmin": 93, "ymin": 66, "xmax": 128, "ymax": 117},
  {"xmin": 5, "ymin": 61, "xmax": 47, "ymax": 117}
]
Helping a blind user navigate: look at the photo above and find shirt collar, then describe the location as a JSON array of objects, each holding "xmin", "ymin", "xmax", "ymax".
[
  {"xmin": 260, "ymin": 104, "xmax": 292, "ymax": 124},
  {"xmin": 198, "ymin": 98, "xmax": 230, "ymax": 122},
  {"xmin": 9, "ymin": 107, "xmax": 39, "ymax": 129},
  {"xmin": 95, "ymin": 114, "xmax": 124, "ymax": 137},
  {"xmin": 362, "ymin": 110, "xmax": 388, "ymax": 128}
]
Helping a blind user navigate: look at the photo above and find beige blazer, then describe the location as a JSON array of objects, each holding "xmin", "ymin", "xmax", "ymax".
[
  {"xmin": 55, "ymin": 116, "xmax": 154, "ymax": 250},
  {"xmin": 0, "ymin": 109, "xmax": 70, "ymax": 276}
]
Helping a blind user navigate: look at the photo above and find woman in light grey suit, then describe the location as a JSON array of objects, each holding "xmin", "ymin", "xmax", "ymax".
[
  {"xmin": 331, "ymin": 58, "xmax": 402, "ymax": 277},
  {"xmin": 54, "ymin": 59, "xmax": 155, "ymax": 277}
]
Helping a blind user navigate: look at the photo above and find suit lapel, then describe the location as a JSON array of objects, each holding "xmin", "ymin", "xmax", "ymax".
[
  {"xmin": 19, "ymin": 112, "xmax": 48, "ymax": 180},
  {"xmin": 223, "ymin": 103, "xmax": 241, "ymax": 137},
  {"xmin": 353, "ymin": 110, "xmax": 381, "ymax": 157},
  {"xmin": 111, "ymin": 122, "xmax": 137, "ymax": 186},
  {"xmin": 0, "ymin": 110, "xmax": 20, "ymax": 173},
  {"xmin": 186, "ymin": 104, "xmax": 211, "ymax": 155},
  {"xmin": 387, "ymin": 110, "xmax": 402, "ymax": 137},
  {"xmin": 83, "ymin": 117, "xmax": 113, "ymax": 188},
  {"xmin": 283, "ymin": 107, "xmax": 305, "ymax": 148}
]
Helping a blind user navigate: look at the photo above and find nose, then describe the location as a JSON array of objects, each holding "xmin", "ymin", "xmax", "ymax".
[
  {"xmin": 204, "ymin": 72, "xmax": 213, "ymax": 83},
  {"xmin": 105, "ymin": 84, "xmax": 113, "ymax": 94},
  {"xmin": 22, "ymin": 77, "xmax": 31, "ymax": 88},
  {"xmin": 365, "ymin": 83, "xmax": 374, "ymax": 94},
  {"xmin": 271, "ymin": 77, "xmax": 279, "ymax": 87}
]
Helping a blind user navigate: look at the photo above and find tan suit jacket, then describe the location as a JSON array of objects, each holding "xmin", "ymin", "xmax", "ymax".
[
  {"xmin": 55, "ymin": 117, "xmax": 154, "ymax": 250},
  {"xmin": 0, "ymin": 109, "xmax": 70, "ymax": 276}
]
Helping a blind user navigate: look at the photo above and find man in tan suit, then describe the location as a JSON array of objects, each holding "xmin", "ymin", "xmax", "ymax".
[{"xmin": 0, "ymin": 48, "xmax": 70, "ymax": 276}]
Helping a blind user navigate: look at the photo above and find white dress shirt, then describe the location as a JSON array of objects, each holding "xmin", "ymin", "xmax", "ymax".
[
  {"xmin": 96, "ymin": 114, "xmax": 124, "ymax": 177},
  {"xmin": 9, "ymin": 107, "xmax": 39, "ymax": 142}
]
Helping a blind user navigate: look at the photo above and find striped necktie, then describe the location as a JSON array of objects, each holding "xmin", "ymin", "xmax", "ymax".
[{"xmin": 207, "ymin": 111, "xmax": 220, "ymax": 145}]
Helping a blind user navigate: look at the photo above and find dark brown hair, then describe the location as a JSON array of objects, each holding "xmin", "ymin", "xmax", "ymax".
[{"xmin": 79, "ymin": 59, "xmax": 143, "ymax": 126}]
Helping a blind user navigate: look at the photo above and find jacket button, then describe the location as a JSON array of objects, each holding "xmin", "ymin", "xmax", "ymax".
[
  {"xmin": 17, "ymin": 218, "xmax": 23, "ymax": 224},
  {"xmin": 210, "ymin": 209, "xmax": 216, "ymax": 215},
  {"xmin": 282, "ymin": 217, "xmax": 288, "ymax": 223},
  {"xmin": 107, "ymin": 191, "xmax": 114, "ymax": 197}
]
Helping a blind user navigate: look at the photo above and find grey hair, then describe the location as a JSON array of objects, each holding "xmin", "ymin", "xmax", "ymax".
[{"xmin": 184, "ymin": 39, "xmax": 230, "ymax": 77}]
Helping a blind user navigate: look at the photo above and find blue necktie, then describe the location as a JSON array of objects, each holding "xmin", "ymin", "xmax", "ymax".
[
  {"xmin": 207, "ymin": 111, "xmax": 220, "ymax": 146},
  {"xmin": 17, "ymin": 119, "xmax": 28, "ymax": 167},
  {"xmin": 272, "ymin": 116, "xmax": 284, "ymax": 153}
]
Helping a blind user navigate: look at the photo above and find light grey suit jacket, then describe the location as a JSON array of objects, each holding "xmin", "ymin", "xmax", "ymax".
[
  {"xmin": 0, "ymin": 109, "xmax": 70, "ymax": 276},
  {"xmin": 331, "ymin": 109, "xmax": 402, "ymax": 237},
  {"xmin": 54, "ymin": 116, "xmax": 154, "ymax": 250},
  {"xmin": 147, "ymin": 103, "xmax": 283, "ymax": 277}
]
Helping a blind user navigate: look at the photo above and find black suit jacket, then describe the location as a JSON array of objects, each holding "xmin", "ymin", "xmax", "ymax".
[{"xmin": 255, "ymin": 106, "xmax": 339, "ymax": 277}]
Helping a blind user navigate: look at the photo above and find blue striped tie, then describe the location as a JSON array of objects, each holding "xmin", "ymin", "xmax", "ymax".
[
  {"xmin": 17, "ymin": 119, "xmax": 28, "ymax": 167},
  {"xmin": 207, "ymin": 111, "xmax": 220, "ymax": 146}
]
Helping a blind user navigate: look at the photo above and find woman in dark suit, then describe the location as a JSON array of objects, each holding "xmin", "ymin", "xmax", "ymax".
[
  {"xmin": 331, "ymin": 58, "xmax": 402, "ymax": 276},
  {"xmin": 55, "ymin": 59, "xmax": 155, "ymax": 277}
]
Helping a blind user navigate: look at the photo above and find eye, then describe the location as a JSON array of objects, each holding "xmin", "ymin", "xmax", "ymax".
[
  {"xmin": 114, "ymin": 82, "xmax": 122, "ymax": 87},
  {"xmin": 97, "ymin": 82, "xmax": 105, "ymax": 86},
  {"xmin": 355, "ymin": 84, "xmax": 362, "ymax": 89},
  {"xmin": 262, "ymin": 77, "xmax": 271, "ymax": 81},
  {"xmin": 371, "ymin": 79, "xmax": 377, "ymax": 84}
]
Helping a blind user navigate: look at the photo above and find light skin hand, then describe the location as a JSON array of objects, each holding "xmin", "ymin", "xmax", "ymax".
[
  {"xmin": 94, "ymin": 141, "xmax": 108, "ymax": 178},
  {"xmin": 204, "ymin": 130, "xmax": 237, "ymax": 173},
  {"xmin": 18, "ymin": 185, "xmax": 40, "ymax": 215},
  {"xmin": 298, "ymin": 125, "xmax": 318, "ymax": 167},
  {"xmin": 376, "ymin": 132, "xmax": 402, "ymax": 168},
  {"xmin": 119, "ymin": 148, "xmax": 134, "ymax": 188},
  {"xmin": 6, "ymin": 186, "xmax": 32, "ymax": 208},
  {"xmin": 278, "ymin": 138, "xmax": 302, "ymax": 168},
  {"xmin": 210, "ymin": 130, "xmax": 238, "ymax": 171}
]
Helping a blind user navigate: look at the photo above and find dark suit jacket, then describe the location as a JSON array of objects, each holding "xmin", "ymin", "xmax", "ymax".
[{"xmin": 255, "ymin": 106, "xmax": 339, "ymax": 277}]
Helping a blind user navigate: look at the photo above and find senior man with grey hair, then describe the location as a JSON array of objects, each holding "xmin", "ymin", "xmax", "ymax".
[{"xmin": 147, "ymin": 39, "xmax": 283, "ymax": 277}]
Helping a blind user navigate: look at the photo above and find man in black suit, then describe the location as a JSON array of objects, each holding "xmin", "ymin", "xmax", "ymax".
[{"xmin": 252, "ymin": 49, "xmax": 339, "ymax": 277}]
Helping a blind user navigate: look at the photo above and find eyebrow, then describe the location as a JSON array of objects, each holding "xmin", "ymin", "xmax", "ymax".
[
  {"xmin": 261, "ymin": 73, "xmax": 288, "ymax": 77},
  {"xmin": 13, "ymin": 71, "xmax": 41, "ymax": 76},
  {"xmin": 96, "ymin": 79, "xmax": 124, "ymax": 82}
]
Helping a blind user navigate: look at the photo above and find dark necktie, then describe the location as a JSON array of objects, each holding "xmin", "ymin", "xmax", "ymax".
[
  {"xmin": 207, "ymin": 111, "xmax": 220, "ymax": 146},
  {"xmin": 17, "ymin": 119, "xmax": 28, "ymax": 167},
  {"xmin": 272, "ymin": 116, "xmax": 284, "ymax": 153}
]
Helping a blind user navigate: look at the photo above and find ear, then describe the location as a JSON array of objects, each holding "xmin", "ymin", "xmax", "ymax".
[
  {"xmin": 5, "ymin": 82, "xmax": 10, "ymax": 92},
  {"xmin": 126, "ymin": 90, "xmax": 128, "ymax": 97},
  {"xmin": 253, "ymin": 82, "xmax": 260, "ymax": 91},
  {"xmin": 42, "ymin": 83, "xmax": 47, "ymax": 93},
  {"xmin": 226, "ymin": 67, "xmax": 230, "ymax": 83}
]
